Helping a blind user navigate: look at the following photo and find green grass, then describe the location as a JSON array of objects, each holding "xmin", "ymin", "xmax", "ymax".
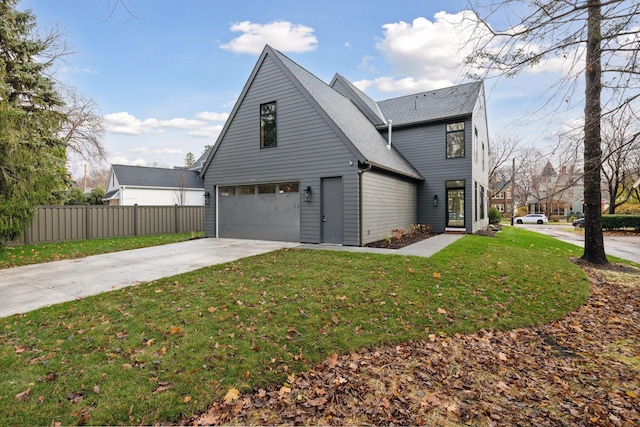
[
  {"xmin": 0, "ymin": 232, "xmax": 204, "ymax": 269},
  {"xmin": 0, "ymin": 227, "xmax": 591, "ymax": 426}
]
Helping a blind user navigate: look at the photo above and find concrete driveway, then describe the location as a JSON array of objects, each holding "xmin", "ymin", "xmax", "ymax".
[
  {"xmin": 516, "ymin": 223, "xmax": 640, "ymax": 264},
  {"xmin": 0, "ymin": 238, "xmax": 298, "ymax": 318}
]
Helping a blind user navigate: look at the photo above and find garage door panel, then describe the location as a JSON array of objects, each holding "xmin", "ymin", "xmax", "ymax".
[{"xmin": 218, "ymin": 184, "xmax": 300, "ymax": 242}]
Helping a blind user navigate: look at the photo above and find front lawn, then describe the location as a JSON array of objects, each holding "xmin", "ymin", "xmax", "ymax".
[{"xmin": 0, "ymin": 227, "xmax": 591, "ymax": 426}]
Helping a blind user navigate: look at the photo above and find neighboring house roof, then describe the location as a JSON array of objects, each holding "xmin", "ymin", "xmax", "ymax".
[
  {"xmin": 377, "ymin": 81, "xmax": 482, "ymax": 127},
  {"xmin": 188, "ymin": 148, "xmax": 212, "ymax": 172},
  {"xmin": 491, "ymin": 180, "xmax": 511, "ymax": 192},
  {"xmin": 111, "ymin": 164, "xmax": 204, "ymax": 189},
  {"xmin": 103, "ymin": 189, "xmax": 119, "ymax": 200}
]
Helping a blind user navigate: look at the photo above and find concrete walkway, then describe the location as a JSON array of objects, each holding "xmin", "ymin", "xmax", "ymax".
[
  {"xmin": 298, "ymin": 233, "xmax": 463, "ymax": 257},
  {"xmin": 0, "ymin": 234, "xmax": 463, "ymax": 318}
]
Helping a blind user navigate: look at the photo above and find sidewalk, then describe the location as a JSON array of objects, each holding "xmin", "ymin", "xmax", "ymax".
[{"xmin": 0, "ymin": 234, "xmax": 463, "ymax": 318}]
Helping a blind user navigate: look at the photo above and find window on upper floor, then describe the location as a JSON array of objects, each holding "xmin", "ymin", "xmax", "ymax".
[
  {"xmin": 446, "ymin": 122, "xmax": 465, "ymax": 159},
  {"xmin": 260, "ymin": 101, "xmax": 277, "ymax": 148},
  {"xmin": 474, "ymin": 127, "xmax": 478, "ymax": 163}
]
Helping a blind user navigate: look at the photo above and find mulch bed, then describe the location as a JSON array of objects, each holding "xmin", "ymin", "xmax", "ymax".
[
  {"xmin": 364, "ymin": 230, "xmax": 436, "ymax": 250},
  {"xmin": 183, "ymin": 261, "xmax": 640, "ymax": 426}
]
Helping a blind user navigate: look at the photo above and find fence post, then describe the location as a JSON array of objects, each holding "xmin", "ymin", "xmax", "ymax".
[
  {"xmin": 24, "ymin": 218, "xmax": 30, "ymax": 246},
  {"xmin": 134, "ymin": 204, "xmax": 138, "ymax": 236},
  {"xmin": 174, "ymin": 204, "xmax": 179, "ymax": 233},
  {"xmin": 85, "ymin": 205, "xmax": 89, "ymax": 240}
]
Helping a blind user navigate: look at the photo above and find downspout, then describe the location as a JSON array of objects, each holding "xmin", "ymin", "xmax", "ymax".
[
  {"xmin": 358, "ymin": 163, "xmax": 373, "ymax": 246},
  {"xmin": 386, "ymin": 119, "xmax": 393, "ymax": 150}
]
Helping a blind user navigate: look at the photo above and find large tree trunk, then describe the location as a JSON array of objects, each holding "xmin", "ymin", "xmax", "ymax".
[{"xmin": 582, "ymin": 0, "xmax": 608, "ymax": 264}]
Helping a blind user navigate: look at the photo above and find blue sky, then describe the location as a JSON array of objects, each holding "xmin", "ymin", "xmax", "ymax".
[{"xmin": 21, "ymin": 0, "xmax": 578, "ymax": 177}]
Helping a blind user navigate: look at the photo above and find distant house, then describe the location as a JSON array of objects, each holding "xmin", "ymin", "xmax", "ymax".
[
  {"xmin": 103, "ymin": 164, "xmax": 205, "ymax": 206},
  {"xmin": 527, "ymin": 162, "xmax": 584, "ymax": 218},
  {"xmin": 489, "ymin": 180, "xmax": 513, "ymax": 216},
  {"xmin": 200, "ymin": 45, "xmax": 490, "ymax": 245}
]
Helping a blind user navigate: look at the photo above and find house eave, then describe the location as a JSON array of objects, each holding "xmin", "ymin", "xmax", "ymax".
[
  {"xmin": 363, "ymin": 161, "xmax": 424, "ymax": 181},
  {"xmin": 374, "ymin": 112, "xmax": 472, "ymax": 131}
]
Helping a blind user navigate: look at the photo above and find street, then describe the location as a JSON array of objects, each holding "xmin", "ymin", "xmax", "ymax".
[{"xmin": 515, "ymin": 223, "xmax": 640, "ymax": 264}]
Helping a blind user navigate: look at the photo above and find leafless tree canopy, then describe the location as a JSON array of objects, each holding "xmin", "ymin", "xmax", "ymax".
[
  {"xmin": 59, "ymin": 87, "xmax": 106, "ymax": 165},
  {"xmin": 600, "ymin": 107, "xmax": 640, "ymax": 212},
  {"xmin": 465, "ymin": 1, "xmax": 639, "ymax": 113}
]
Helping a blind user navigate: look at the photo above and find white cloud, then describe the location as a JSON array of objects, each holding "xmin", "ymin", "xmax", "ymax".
[
  {"xmin": 189, "ymin": 125, "xmax": 224, "ymax": 139},
  {"xmin": 195, "ymin": 111, "xmax": 230, "ymax": 122},
  {"xmin": 220, "ymin": 20, "xmax": 318, "ymax": 54},
  {"xmin": 104, "ymin": 112, "xmax": 206, "ymax": 135},
  {"xmin": 358, "ymin": 55, "xmax": 377, "ymax": 74},
  {"xmin": 103, "ymin": 112, "xmax": 159, "ymax": 135},
  {"xmin": 359, "ymin": 10, "xmax": 576, "ymax": 96},
  {"xmin": 364, "ymin": 11, "xmax": 482, "ymax": 94},
  {"xmin": 130, "ymin": 147, "xmax": 183, "ymax": 155}
]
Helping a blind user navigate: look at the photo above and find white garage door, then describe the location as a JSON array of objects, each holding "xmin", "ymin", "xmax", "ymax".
[{"xmin": 218, "ymin": 182, "xmax": 300, "ymax": 242}]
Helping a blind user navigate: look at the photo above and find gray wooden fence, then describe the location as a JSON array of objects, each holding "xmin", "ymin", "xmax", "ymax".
[{"xmin": 6, "ymin": 205, "xmax": 205, "ymax": 246}]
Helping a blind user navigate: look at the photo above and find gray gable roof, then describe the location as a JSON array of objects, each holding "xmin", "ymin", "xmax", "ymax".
[
  {"xmin": 112, "ymin": 164, "xmax": 204, "ymax": 189},
  {"xmin": 271, "ymin": 48, "xmax": 421, "ymax": 180},
  {"xmin": 377, "ymin": 81, "xmax": 482, "ymax": 126},
  {"xmin": 329, "ymin": 74, "xmax": 386, "ymax": 126}
]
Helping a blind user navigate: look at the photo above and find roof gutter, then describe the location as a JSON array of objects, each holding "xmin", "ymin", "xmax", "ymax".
[{"xmin": 386, "ymin": 119, "xmax": 392, "ymax": 150}]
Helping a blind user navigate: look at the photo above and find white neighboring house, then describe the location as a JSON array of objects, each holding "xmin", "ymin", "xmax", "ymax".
[{"xmin": 103, "ymin": 164, "xmax": 205, "ymax": 206}]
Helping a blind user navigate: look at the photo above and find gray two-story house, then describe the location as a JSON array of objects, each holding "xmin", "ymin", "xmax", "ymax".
[{"xmin": 201, "ymin": 45, "xmax": 489, "ymax": 245}]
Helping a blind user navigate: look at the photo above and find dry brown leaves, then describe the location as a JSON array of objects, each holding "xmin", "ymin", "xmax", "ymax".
[{"xmin": 184, "ymin": 261, "xmax": 639, "ymax": 426}]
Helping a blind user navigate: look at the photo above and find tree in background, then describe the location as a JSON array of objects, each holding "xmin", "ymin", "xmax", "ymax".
[
  {"xmin": 86, "ymin": 187, "xmax": 106, "ymax": 205},
  {"xmin": 0, "ymin": 0, "xmax": 68, "ymax": 241},
  {"xmin": 60, "ymin": 87, "xmax": 106, "ymax": 166},
  {"xmin": 184, "ymin": 152, "xmax": 195, "ymax": 168},
  {"xmin": 466, "ymin": 0, "xmax": 640, "ymax": 264},
  {"xmin": 601, "ymin": 108, "xmax": 640, "ymax": 213},
  {"xmin": 64, "ymin": 186, "xmax": 87, "ymax": 205}
]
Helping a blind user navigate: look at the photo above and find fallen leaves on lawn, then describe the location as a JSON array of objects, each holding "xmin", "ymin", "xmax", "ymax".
[{"xmin": 184, "ymin": 260, "xmax": 639, "ymax": 426}]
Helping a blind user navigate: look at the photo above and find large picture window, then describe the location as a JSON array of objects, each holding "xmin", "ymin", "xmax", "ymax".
[
  {"xmin": 446, "ymin": 122, "xmax": 465, "ymax": 158},
  {"xmin": 260, "ymin": 101, "xmax": 277, "ymax": 148}
]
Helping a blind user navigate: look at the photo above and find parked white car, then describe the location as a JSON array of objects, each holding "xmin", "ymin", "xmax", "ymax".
[{"xmin": 515, "ymin": 214, "xmax": 548, "ymax": 224}]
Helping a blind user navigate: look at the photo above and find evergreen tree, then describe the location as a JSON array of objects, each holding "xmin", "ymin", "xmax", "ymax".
[
  {"xmin": 184, "ymin": 151, "xmax": 195, "ymax": 167},
  {"xmin": 0, "ymin": 0, "xmax": 67, "ymax": 241}
]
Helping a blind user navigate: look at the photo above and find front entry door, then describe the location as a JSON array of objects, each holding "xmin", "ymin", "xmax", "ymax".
[
  {"xmin": 446, "ymin": 181, "xmax": 465, "ymax": 228},
  {"xmin": 321, "ymin": 177, "xmax": 343, "ymax": 244}
]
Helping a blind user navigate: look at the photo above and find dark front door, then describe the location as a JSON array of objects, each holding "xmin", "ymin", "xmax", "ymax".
[{"xmin": 321, "ymin": 177, "xmax": 343, "ymax": 244}]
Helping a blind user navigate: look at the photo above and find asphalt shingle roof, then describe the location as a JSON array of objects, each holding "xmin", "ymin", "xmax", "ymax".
[
  {"xmin": 377, "ymin": 81, "xmax": 481, "ymax": 126},
  {"xmin": 272, "ymin": 48, "xmax": 422, "ymax": 180},
  {"xmin": 112, "ymin": 164, "xmax": 204, "ymax": 189}
]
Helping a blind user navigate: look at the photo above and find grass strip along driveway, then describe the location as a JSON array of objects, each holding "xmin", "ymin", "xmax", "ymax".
[
  {"xmin": 1, "ymin": 227, "xmax": 591, "ymax": 425},
  {"xmin": 0, "ymin": 232, "xmax": 204, "ymax": 269}
]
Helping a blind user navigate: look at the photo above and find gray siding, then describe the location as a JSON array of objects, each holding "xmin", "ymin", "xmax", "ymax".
[
  {"xmin": 361, "ymin": 170, "xmax": 417, "ymax": 245},
  {"xmin": 390, "ymin": 118, "xmax": 474, "ymax": 233},
  {"xmin": 204, "ymin": 55, "xmax": 361, "ymax": 245},
  {"xmin": 470, "ymin": 86, "xmax": 490, "ymax": 232}
]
